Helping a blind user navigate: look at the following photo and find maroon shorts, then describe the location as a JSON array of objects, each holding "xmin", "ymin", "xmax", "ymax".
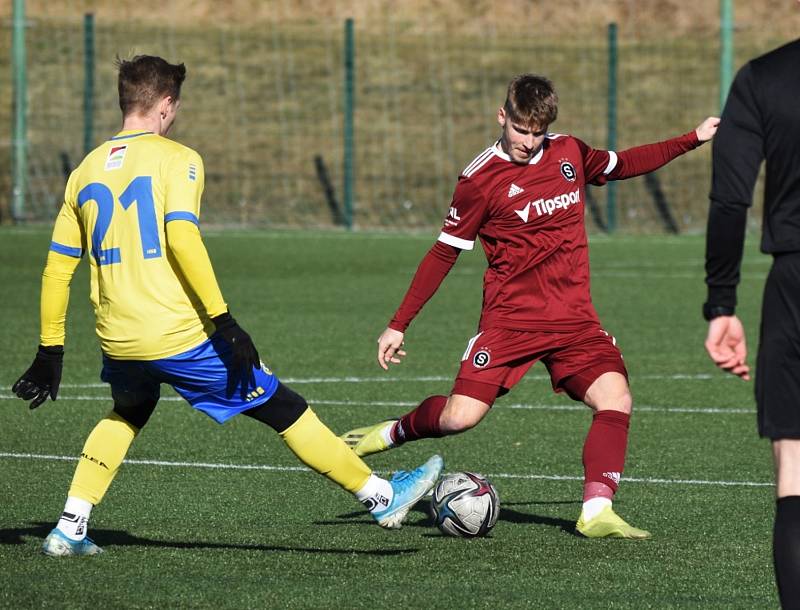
[{"xmin": 452, "ymin": 325, "xmax": 628, "ymax": 405}]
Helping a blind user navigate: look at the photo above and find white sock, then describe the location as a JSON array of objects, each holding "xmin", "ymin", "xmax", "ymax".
[
  {"xmin": 582, "ymin": 497, "xmax": 612, "ymax": 522},
  {"xmin": 355, "ymin": 474, "xmax": 394, "ymax": 513},
  {"xmin": 56, "ymin": 496, "xmax": 93, "ymax": 541}
]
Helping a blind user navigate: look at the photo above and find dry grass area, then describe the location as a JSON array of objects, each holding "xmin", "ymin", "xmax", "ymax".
[
  {"xmin": 4, "ymin": 1, "xmax": 796, "ymax": 229},
  {"xmin": 22, "ymin": 0, "xmax": 800, "ymax": 38}
]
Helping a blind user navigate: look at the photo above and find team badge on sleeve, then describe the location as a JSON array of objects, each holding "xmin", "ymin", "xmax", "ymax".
[{"xmin": 104, "ymin": 145, "xmax": 127, "ymax": 171}]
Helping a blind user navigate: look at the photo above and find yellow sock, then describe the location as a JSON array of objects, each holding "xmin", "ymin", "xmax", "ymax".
[
  {"xmin": 68, "ymin": 411, "xmax": 138, "ymax": 505},
  {"xmin": 281, "ymin": 408, "xmax": 371, "ymax": 493}
]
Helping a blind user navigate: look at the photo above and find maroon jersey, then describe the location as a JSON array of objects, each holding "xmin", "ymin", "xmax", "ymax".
[
  {"xmin": 389, "ymin": 131, "xmax": 701, "ymax": 333},
  {"xmin": 442, "ymin": 135, "xmax": 616, "ymax": 331}
]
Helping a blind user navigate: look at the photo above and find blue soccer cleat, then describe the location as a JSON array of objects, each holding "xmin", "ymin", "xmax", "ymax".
[
  {"xmin": 42, "ymin": 528, "xmax": 103, "ymax": 557},
  {"xmin": 372, "ymin": 454, "xmax": 444, "ymax": 529}
]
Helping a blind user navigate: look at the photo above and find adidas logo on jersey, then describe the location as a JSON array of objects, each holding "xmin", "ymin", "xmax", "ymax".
[{"xmin": 507, "ymin": 183, "xmax": 524, "ymax": 198}]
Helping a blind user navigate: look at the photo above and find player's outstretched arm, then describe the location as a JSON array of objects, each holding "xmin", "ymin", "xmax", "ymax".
[
  {"xmin": 377, "ymin": 327, "xmax": 406, "ymax": 370},
  {"xmin": 695, "ymin": 117, "xmax": 720, "ymax": 142},
  {"xmin": 704, "ymin": 315, "xmax": 750, "ymax": 380},
  {"xmin": 604, "ymin": 116, "xmax": 720, "ymax": 181}
]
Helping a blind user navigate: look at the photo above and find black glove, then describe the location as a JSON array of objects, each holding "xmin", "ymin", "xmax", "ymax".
[
  {"xmin": 12, "ymin": 345, "xmax": 64, "ymax": 410},
  {"xmin": 212, "ymin": 312, "xmax": 261, "ymax": 379}
]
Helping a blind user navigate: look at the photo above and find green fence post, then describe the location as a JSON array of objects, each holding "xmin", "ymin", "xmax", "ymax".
[
  {"xmin": 719, "ymin": 0, "xmax": 734, "ymax": 111},
  {"xmin": 343, "ymin": 18, "xmax": 355, "ymax": 230},
  {"xmin": 606, "ymin": 22, "xmax": 618, "ymax": 233},
  {"xmin": 11, "ymin": 0, "xmax": 28, "ymax": 222},
  {"xmin": 83, "ymin": 13, "xmax": 95, "ymax": 155}
]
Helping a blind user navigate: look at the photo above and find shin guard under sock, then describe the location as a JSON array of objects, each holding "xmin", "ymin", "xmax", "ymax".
[
  {"xmin": 69, "ymin": 411, "xmax": 138, "ymax": 505},
  {"xmin": 582, "ymin": 410, "xmax": 630, "ymax": 494},
  {"xmin": 394, "ymin": 395, "xmax": 447, "ymax": 442}
]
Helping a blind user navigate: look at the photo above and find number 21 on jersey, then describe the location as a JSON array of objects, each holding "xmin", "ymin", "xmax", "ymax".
[{"xmin": 78, "ymin": 176, "xmax": 161, "ymax": 265}]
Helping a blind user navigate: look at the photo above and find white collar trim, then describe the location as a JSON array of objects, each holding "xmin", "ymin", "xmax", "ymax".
[{"xmin": 492, "ymin": 140, "xmax": 544, "ymax": 165}]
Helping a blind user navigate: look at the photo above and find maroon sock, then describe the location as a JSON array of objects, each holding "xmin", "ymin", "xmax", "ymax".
[
  {"xmin": 393, "ymin": 395, "xmax": 448, "ymax": 443},
  {"xmin": 582, "ymin": 410, "xmax": 630, "ymax": 496}
]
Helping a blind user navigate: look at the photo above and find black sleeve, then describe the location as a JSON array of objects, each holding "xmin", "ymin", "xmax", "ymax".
[{"xmin": 704, "ymin": 63, "xmax": 764, "ymax": 310}]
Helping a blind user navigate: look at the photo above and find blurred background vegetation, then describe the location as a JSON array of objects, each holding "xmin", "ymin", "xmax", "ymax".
[{"xmin": 1, "ymin": 0, "xmax": 797, "ymax": 232}]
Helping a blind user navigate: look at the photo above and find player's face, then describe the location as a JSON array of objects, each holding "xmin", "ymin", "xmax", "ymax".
[{"xmin": 497, "ymin": 108, "xmax": 547, "ymax": 164}]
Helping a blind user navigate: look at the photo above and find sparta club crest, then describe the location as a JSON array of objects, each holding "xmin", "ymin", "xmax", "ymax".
[
  {"xmin": 560, "ymin": 160, "xmax": 577, "ymax": 182},
  {"xmin": 473, "ymin": 350, "xmax": 491, "ymax": 368}
]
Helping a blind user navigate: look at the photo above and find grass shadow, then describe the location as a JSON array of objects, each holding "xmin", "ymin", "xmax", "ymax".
[
  {"xmin": 323, "ymin": 498, "xmax": 579, "ymax": 535},
  {"xmin": 0, "ymin": 523, "xmax": 418, "ymax": 556}
]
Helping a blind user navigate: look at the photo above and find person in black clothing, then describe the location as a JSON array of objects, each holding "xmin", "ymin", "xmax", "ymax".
[{"xmin": 703, "ymin": 31, "xmax": 800, "ymax": 610}]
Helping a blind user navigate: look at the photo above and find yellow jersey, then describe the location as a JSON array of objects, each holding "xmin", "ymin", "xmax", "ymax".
[{"xmin": 50, "ymin": 130, "xmax": 217, "ymax": 360}]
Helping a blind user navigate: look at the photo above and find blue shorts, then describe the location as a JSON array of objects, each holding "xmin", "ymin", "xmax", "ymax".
[{"xmin": 101, "ymin": 336, "xmax": 280, "ymax": 424}]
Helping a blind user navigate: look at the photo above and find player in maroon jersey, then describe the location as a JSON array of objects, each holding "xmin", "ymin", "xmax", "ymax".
[{"xmin": 342, "ymin": 74, "xmax": 719, "ymax": 538}]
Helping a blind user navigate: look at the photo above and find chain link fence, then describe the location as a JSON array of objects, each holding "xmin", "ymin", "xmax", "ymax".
[{"xmin": 0, "ymin": 9, "xmax": 787, "ymax": 232}]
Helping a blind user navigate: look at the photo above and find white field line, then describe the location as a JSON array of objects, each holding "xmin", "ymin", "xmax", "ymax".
[
  {"xmin": 0, "ymin": 394, "xmax": 752, "ymax": 415},
  {"xmin": 309, "ymin": 400, "xmax": 755, "ymax": 415},
  {"xmin": 593, "ymin": 271, "xmax": 767, "ymax": 280},
  {"xmin": 596, "ymin": 258, "xmax": 772, "ymax": 269},
  {"xmin": 0, "ymin": 451, "xmax": 772, "ymax": 488},
  {"xmin": 447, "ymin": 269, "xmax": 768, "ymax": 280},
  {"xmin": 52, "ymin": 372, "xmax": 732, "ymax": 389}
]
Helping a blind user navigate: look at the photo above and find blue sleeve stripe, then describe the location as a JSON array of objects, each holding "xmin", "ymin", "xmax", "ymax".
[
  {"xmin": 49, "ymin": 241, "xmax": 84, "ymax": 258},
  {"xmin": 165, "ymin": 211, "xmax": 199, "ymax": 225}
]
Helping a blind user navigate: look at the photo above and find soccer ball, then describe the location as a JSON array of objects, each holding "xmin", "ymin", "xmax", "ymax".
[{"xmin": 430, "ymin": 471, "xmax": 500, "ymax": 537}]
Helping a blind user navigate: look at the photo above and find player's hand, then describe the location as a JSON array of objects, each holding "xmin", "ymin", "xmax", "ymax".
[
  {"xmin": 12, "ymin": 345, "xmax": 64, "ymax": 409},
  {"xmin": 212, "ymin": 312, "xmax": 261, "ymax": 383},
  {"xmin": 377, "ymin": 327, "xmax": 406, "ymax": 370},
  {"xmin": 704, "ymin": 315, "xmax": 750, "ymax": 380},
  {"xmin": 695, "ymin": 117, "xmax": 720, "ymax": 142}
]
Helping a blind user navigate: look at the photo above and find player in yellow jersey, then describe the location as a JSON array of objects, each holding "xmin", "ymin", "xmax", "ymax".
[{"xmin": 11, "ymin": 55, "xmax": 442, "ymax": 557}]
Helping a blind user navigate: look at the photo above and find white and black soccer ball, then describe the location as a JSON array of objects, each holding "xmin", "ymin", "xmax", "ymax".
[{"xmin": 430, "ymin": 471, "xmax": 500, "ymax": 538}]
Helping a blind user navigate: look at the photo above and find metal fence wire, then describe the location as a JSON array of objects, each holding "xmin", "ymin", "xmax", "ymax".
[{"xmin": 0, "ymin": 14, "xmax": 782, "ymax": 232}]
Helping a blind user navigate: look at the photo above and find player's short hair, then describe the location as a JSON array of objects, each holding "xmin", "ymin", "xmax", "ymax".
[
  {"xmin": 116, "ymin": 55, "xmax": 186, "ymax": 117},
  {"xmin": 503, "ymin": 74, "xmax": 558, "ymax": 129}
]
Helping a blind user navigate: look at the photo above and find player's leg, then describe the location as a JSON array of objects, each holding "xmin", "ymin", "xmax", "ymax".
[
  {"xmin": 755, "ymin": 254, "xmax": 800, "ymax": 606},
  {"xmin": 575, "ymin": 371, "xmax": 650, "ymax": 538},
  {"xmin": 548, "ymin": 328, "xmax": 649, "ymax": 539},
  {"xmin": 43, "ymin": 360, "xmax": 159, "ymax": 556},
  {"xmin": 581, "ymin": 370, "xmax": 632, "ymax": 503},
  {"xmin": 242, "ymin": 381, "xmax": 443, "ymax": 528},
  {"xmin": 159, "ymin": 337, "xmax": 443, "ymax": 529},
  {"xmin": 772, "ymin": 439, "xmax": 800, "ymax": 609},
  {"xmin": 342, "ymin": 328, "xmax": 531, "ymax": 457},
  {"xmin": 575, "ymin": 373, "xmax": 648, "ymax": 539},
  {"xmin": 342, "ymin": 393, "xmax": 492, "ymax": 458}
]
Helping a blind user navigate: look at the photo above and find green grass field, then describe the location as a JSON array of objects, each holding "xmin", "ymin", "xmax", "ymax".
[{"xmin": 0, "ymin": 228, "xmax": 777, "ymax": 608}]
